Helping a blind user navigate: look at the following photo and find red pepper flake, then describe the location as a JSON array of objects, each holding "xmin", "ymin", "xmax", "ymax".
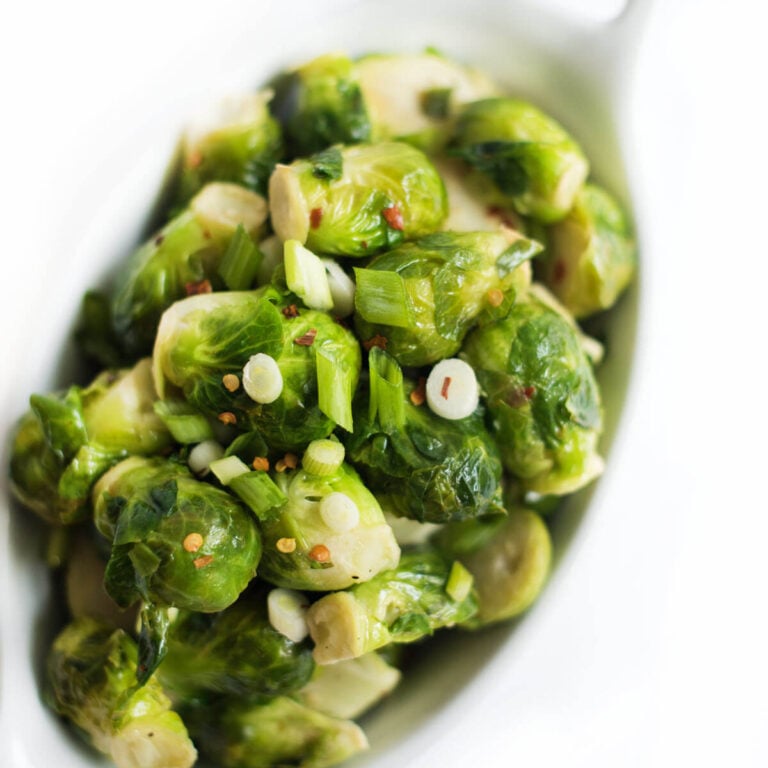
[
  {"xmin": 154, "ymin": 234, "xmax": 165, "ymax": 246},
  {"xmin": 203, "ymin": 230, "xmax": 212, "ymax": 240},
  {"xmin": 487, "ymin": 205, "xmax": 519, "ymax": 229},
  {"xmin": 252, "ymin": 456, "xmax": 270, "ymax": 472},
  {"xmin": 193, "ymin": 554, "xmax": 214, "ymax": 569},
  {"xmin": 294, "ymin": 328, "xmax": 318, "ymax": 347},
  {"xmin": 308, "ymin": 544, "xmax": 331, "ymax": 563},
  {"xmin": 552, "ymin": 259, "xmax": 567, "ymax": 283},
  {"xmin": 188, "ymin": 150, "xmax": 203, "ymax": 169},
  {"xmin": 487, "ymin": 288, "xmax": 504, "ymax": 308},
  {"xmin": 505, "ymin": 386, "xmax": 535, "ymax": 408},
  {"xmin": 183, "ymin": 533, "xmax": 203, "ymax": 553},
  {"xmin": 310, "ymin": 207, "xmax": 323, "ymax": 229},
  {"xmin": 282, "ymin": 304, "xmax": 300, "ymax": 318},
  {"xmin": 382, "ymin": 205, "xmax": 404, "ymax": 231},
  {"xmin": 410, "ymin": 377, "xmax": 426, "ymax": 406},
  {"xmin": 185, "ymin": 279, "xmax": 212, "ymax": 296},
  {"xmin": 524, "ymin": 385, "xmax": 536, "ymax": 399},
  {"xmin": 362, "ymin": 334, "xmax": 388, "ymax": 351},
  {"xmin": 441, "ymin": 376, "xmax": 452, "ymax": 400},
  {"xmin": 361, "ymin": 240, "xmax": 368, "ymax": 249},
  {"xmin": 218, "ymin": 411, "xmax": 237, "ymax": 425}
]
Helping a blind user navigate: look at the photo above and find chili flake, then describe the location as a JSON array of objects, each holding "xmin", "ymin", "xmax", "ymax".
[
  {"xmin": 441, "ymin": 376, "xmax": 452, "ymax": 399},
  {"xmin": 154, "ymin": 234, "xmax": 165, "ymax": 246},
  {"xmin": 382, "ymin": 205, "xmax": 404, "ymax": 231},
  {"xmin": 185, "ymin": 279, "xmax": 212, "ymax": 296},
  {"xmin": 410, "ymin": 377, "xmax": 426, "ymax": 406},
  {"xmin": 308, "ymin": 544, "xmax": 331, "ymax": 563},
  {"xmin": 276, "ymin": 537, "xmax": 297, "ymax": 553},
  {"xmin": 310, "ymin": 207, "xmax": 323, "ymax": 229},
  {"xmin": 193, "ymin": 555, "xmax": 214, "ymax": 569},
  {"xmin": 363, "ymin": 334, "xmax": 388, "ymax": 351},
  {"xmin": 183, "ymin": 533, "xmax": 203, "ymax": 553},
  {"xmin": 294, "ymin": 328, "xmax": 318, "ymax": 347},
  {"xmin": 282, "ymin": 304, "xmax": 300, "ymax": 318},
  {"xmin": 487, "ymin": 288, "xmax": 504, "ymax": 307},
  {"xmin": 252, "ymin": 456, "xmax": 270, "ymax": 472}
]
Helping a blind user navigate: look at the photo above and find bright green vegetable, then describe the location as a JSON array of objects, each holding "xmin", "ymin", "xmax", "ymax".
[
  {"xmin": 152, "ymin": 289, "xmax": 361, "ymax": 451},
  {"xmin": 306, "ymin": 547, "xmax": 477, "ymax": 664},
  {"xmin": 257, "ymin": 461, "xmax": 400, "ymax": 592},
  {"xmin": 268, "ymin": 142, "xmax": 447, "ymax": 257},
  {"xmin": 536, "ymin": 182, "xmax": 636, "ymax": 317},
  {"xmin": 111, "ymin": 183, "xmax": 268, "ymax": 357},
  {"xmin": 344, "ymin": 348, "xmax": 504, "ymax": 523},
  {"xmin": 46, "ymin": 618, "xmax": 197, "ymax": 768},
  {"xmin": 353, "ymin": 229, "xmax": 541, "ymax": 366},
  {"xmin": 188, "ymin": 696, "xmax": 368, "ymax": 768},
  {"xmin": 435, "ymin": 508, "xmax": 552, "ymax": 624},
  {"xmin": 93, "ymin": 456, "xmax": 261, "ymax": 613},
  {"xmin": 462, "ymin": 290, "xmax": 604, "ymax": 494},
  {"xmin": 273, "ymin": 52, "xmax": 371, "ymax": 155},
  {"xmin": 9, "ymin": 359, "xmax": 171, "ymax": 525},
  {"xmin": 158, "ymin": 589, "xmax": 314, "ymax": 702},
  {"xmin": 173, "ymin": 90, "xmax": 283, "ymax": 203},
  {"xmin": 357, "ymin": 50, "xmax": 498, "ymax": 152},
  {"xmin": 451, "ymin": 97, "xmax": 589, "ymax": 223}
]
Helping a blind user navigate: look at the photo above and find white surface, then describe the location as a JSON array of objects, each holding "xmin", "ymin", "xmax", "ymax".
[{"xmin": 1, "ymin": 1, "xmax": 768, "ymax": 767}]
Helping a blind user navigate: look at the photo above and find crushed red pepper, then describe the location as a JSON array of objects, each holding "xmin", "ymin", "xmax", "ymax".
[
  {"xmin": 410, "ymin": 377, "xmax": 426, "ymax": 406},
  {"xmin": 193, "ymin": 555, "xmax": 214, "ymax": 569},
  {"xmin": 282, "ymin": 304, "xmax": 300, "ymax": 318},
  {"xmin": 441, "ymin": 376, "xmax": 452, "ymax": 399},
  {"xmin": 363, "ymin": 334, "xmax": 388, "ymax": 351},
  {"xmin": 294, "ymin": 328, "xmax": 318, "ymax": 346},
  {"xmin": 382, "ymin": 205, "xmax": 404, "ymax": 230},
  {"xmin": 310, "ymin": 207, "xmax": 323, "ymax": 229},
  {"xmin": 308, "ymin": 544, "xmax": 331, "ymax": 563},
  {"xmin": 185, "ymin": 279, "xmax": 212, "ymax": 296}
]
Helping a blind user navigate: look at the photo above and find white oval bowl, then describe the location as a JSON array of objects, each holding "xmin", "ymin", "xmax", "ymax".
[{"xmin": 0, "ymin": 1, "xmax": 648, "ymax": 766}]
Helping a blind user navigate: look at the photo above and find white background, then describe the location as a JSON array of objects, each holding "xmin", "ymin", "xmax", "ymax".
[{"xmin": 1, "ymin": 1, "xmax": 767, "ymax": 766}]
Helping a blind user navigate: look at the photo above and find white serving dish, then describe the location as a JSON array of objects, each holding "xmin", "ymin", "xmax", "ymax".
[{"xmin": 0, "ymin": 1, "xmax": 652, "ymax": 766}]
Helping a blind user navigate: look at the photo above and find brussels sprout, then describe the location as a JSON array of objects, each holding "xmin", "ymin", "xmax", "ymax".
[
  {"xmin": 536, "ymin": 183, "xmax": 636, "ymax": 318},
  {"xmin": 173, "ymin": 90, "xmax": 283, "ymax": 203},
  {"xmin": 269, "ymin": 142, "xmax": 447, "ymax": 257},
  {"xmin": 451, "ymin": 97, "xmax": 589, "ymax": 223},
  {"xmin": 46, "ymin": 618, "xmax": 196, "ymax": 768},
  {"xmin": 353, "ymin": 229, "xmax": 540, "ymax": 366},
  {"xmin": 93, "ymin": 456, "xmax": 261, "ymax": 613},
  {"xmin": 152, "ymin": 290, "xmax": 362, "ymax": 450},
  {"xmin": 111, "ymin": 182, "xmax": 268, "ymax": 357},
  {"xmin": 306, "ymin": 547, "xmax": 477, "ymax": 664},
  {"xmin": 299, "ymin": 651, "xmax": 401, "ymax": 719},
  {"xmin": 462, "ymin": 291, "xmax": 604, "ymax": 494},
  {"xmin": 343, "ymin": 348, "xmax": 504, "ymax": 524},
  {"xmin": 188, "ymin": 696, "xmax": 368, "ymax": 768},
  {"xmin": 435, "ymin": 508, "xmax": 551, "ymax": 624},
  {"xmin": 257, "ymin": 461, "xmax": 400, "ymax": 592},
  {"xmin": 9, "ymin": 359, "xmax": 171, "ymax": 525},
  {"xmin": 272, "ymin": 52, "xmax": 371, "ymax": 155},
  {"xmin": 356, "ymin": 51, "xmax": 498, "ymax": 152},
  {"xmin": 158, "ymin": 589, "xmax": 314, "ymax": 702}
]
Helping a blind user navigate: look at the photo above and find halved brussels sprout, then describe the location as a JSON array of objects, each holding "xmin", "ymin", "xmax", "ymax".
[
  {"xmin": 46, "ymin": 617, "xmax": 197, "ymax": 768},
  {"xmin": 451, "ymin": 97, "xmax": 589, "ymax": 223},
  {"xmin": 344, "ymin": 348, "xmax": 504, "ymax": 524},
  {"xmin": 353, "ymin": 229, "xmax": 539, "ymax": 366},
  {"xmin": 537, "ymin": 182, "xmax": 636, "ymax": 317},
  {"xmin": 111, "ymin": 182, "xmax": 268, "ymax": 357},
  {"xmin": 93, "ymin": 456, "xmax": 261, "ymax": 613},
  {"xmin": 306, "ymin": 546, "xmax": 477, "ymax": 664},
  {"xmin": 152, "ymin": 289, "xmax": 361, "ymax": 451},
  {"xmin": 9, "ymin": 359, "xmax": 171, "ymax": 525},
  {"xmin": 269, "ymin": 142, "xmax": 447, "ymax": 257},
  {"xmin": 272, "ymin": 52, "xmax": 371, "ymax": 155},
  {"xmin": 173, "ymin": 89, "xmax": 283, "ymax": 204},
  {"xmin": 462, "ymin": 290, "xmax": 604, "ymax": 494},
  {"xmin": 257, "ymin": 461, "xmax": 400, "ymax": 592},
  {"xmin": 356, "ymin": 50, "xmax": 498, "ymax": 151}
]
